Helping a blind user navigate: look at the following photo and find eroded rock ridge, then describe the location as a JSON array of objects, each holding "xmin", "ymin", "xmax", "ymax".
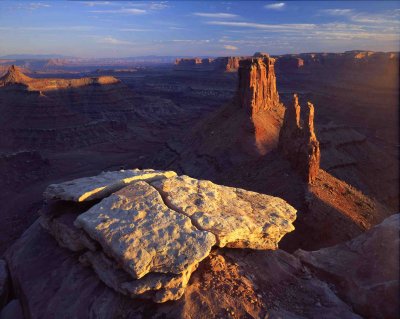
[{"xmin": 279, "ymin": 94, "xmax": 321, "ymax": 183}]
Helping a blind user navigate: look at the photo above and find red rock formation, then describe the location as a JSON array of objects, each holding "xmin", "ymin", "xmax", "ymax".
[
  {"xmin": 279, "ymin": 94, "xmax": 320, "ymax": 183},
  {"xmin": 238, "ymin": 56, "xmax": 280, "ymax": 114},
  {"xmin": 0, "ymin": 65, "xmax": 32, "ymax": 85},
  {"xmin": 0, "ymin": 65, "xmax": 120, "ymax": 91}
]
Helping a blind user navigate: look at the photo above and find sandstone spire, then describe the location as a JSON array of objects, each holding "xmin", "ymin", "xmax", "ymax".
[
  {"xmin": 279, "ymin": 94, "xmax": 320, "ymax": 183},
  {"xmin": 238, "ymin": 56, "xmax": 280, "ymax": 114}
]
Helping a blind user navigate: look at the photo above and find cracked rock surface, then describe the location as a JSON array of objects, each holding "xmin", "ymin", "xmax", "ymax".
[
  {"xmin": 152, "ymin": 175, "xmax": 297, "ymax": 249},
  {"xmin": 33, "ymin": 169, "xmax": 297, "ymax": 302},
  {"xmin": 75, "ymin": 181, "xmax": 216, "ymax": 279}
]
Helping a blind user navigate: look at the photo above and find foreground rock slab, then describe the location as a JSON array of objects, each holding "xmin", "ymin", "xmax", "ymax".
[
  {"xmin": 152, "ymin": 175, "xmax": 296, "ymax": 249},
  {"xmin": 74, "ymin": 181, "xmax": 216, "ymax": 279},
  {"xmin": 44, "ymin": 169, "xmax": 177, "ymax": 202},
  {"xmin": 296, "ymin": 213, "xmax": 399, "ymax": 319},
  {"xmin": 5, "ymin": 222, "xmax": 361, "ymax": 319}
]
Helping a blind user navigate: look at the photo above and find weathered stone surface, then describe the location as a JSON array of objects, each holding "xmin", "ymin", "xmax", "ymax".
[
  {"xmin": 279, "ymin": 94, "xmax": 321, "ymax": 183},
  {"xmin": 74, "ymin": 181, "xmax": 216, "ymax": 279},
  {"xmin": 0, "ymin": 260, "xmax": 9, "ymax": 310},
  {"xmin": 0, "ymin": 299, "xmax": 24, "ymax": 319},
  {"xmin": 44, "ymin": 169, "xmax": 177, "ymax": 202},
  {"xmin": 80, "ymin": 251, "xmax": 197, "ymax": 303},
  {"xmin": 152, "ymin": 175, "xmax": 296, "ymax": 249},
  {"xmin": 296, "ymin": 213, "xmax": 400, "ymax": 319}
]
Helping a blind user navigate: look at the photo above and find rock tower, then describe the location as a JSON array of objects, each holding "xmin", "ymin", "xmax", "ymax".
[{"xmin": 279, "ymin": 94, "xmax": 320, "ymax": 183}]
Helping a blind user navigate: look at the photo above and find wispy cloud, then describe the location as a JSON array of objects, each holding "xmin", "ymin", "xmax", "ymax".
[
  {"xmin": 193, "ymin": 12, "xmax": 238, "ymax": 19},
  {"xmin": 224, "ymin": 44, "xmax": 238, "ymax": 50},
  {"xmin": 119, "ymin": 28, "xmax": 153, "ymax": 32},
  {"xmin": 83, "ymin": 1, "xmax": 111, "ymax": 7},
  {"xmin": 171, "ymin": 39, "xmax": 210, "ymax": 44},
  {"xmin": 321, "ymin": 9, "xmax": 353, "ymax": 16},
  {"xmin": 24, "ymin": 2, "xmax": 51, "ymax": 10},
  {"xmin": 321, "ymin": 8, "xmax": 400, "ymax": 25},
  {"xmin": 264, "ymin": 3, "xmax": 285, "ymax": 10},
  {"xmin": 149, "ymin": 2, "xmax": 169, "ymax": 10},
  {"xmin": 90, "ymin": 8, "xmax": 146, "ymax": 15},
  {"xmin": 207, "ymin": 21, "xmax": 316, "ymax": 31},
  {"xmin": 97, "ymin": 36, "xmax": 132, "ymax": 45}
]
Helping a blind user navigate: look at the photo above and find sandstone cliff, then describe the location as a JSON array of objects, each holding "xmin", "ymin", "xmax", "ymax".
[
  {"xmin": 0, "ymin": 65, "xmax": 120, "ymax": 91},
  {"xmin": 279, "ymin": 94, "xmax": 321, "ymax": 183}
]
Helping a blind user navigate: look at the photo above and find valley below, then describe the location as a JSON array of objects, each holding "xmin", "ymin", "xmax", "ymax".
[{"xmin": 0, "ymin": 51, "xmax": 398, "ymax": 319}]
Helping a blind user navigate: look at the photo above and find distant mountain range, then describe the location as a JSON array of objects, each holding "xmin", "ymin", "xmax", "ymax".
[{"xmin": 0, "ymin": 54, "xmax": 75, "ymax": 60}]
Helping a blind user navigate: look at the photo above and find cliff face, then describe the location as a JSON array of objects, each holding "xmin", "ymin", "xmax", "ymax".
[
  {"xmin": 238, "ymin": 57, "xmax": 280, "ymax": 114},
  {"xmin": 279, "ymin": 94, "xmax": 320, "ymax": 183}
]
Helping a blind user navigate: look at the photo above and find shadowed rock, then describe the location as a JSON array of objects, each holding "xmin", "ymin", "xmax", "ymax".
[
  {"xmin": 279, "ymin": 94, "xmax": 321, "ymax": 183},
  {"xmin": 296, "ymin": 213, "xmax": 399, "ymax": 319}
]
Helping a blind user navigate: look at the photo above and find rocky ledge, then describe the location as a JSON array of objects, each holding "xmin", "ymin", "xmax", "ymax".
[{"xmin": 36, "ymin": 169, "xmax": 296, "ymax": 303}]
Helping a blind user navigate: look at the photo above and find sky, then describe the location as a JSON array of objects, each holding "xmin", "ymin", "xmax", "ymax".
[{"xmin": 0, "ymin": 0, "xmax": 399, "ymax": 58}]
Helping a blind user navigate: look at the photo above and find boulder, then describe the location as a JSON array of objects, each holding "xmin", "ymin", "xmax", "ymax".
[
  {"xmin": 74, "ymin": 181, "xmax": 216, "ymax": 279},
  {"xmin": 152, "ymin": 175, "xmax": 297, "ymax": 249},
  {"xmin": 296, "ymin": 214, "xmax": 400, "ymax": 319},
  {"xmin": 43, "ymin": 169, "xmax": 177, "ymax": 202}
]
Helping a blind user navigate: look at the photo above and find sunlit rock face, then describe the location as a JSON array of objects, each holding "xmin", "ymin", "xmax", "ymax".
[
  {"xmin": 44, "ymin": 169, "xmax": 177, "ymax": 202},
  {"xmin": 0, "ymin": 65, "xmax": 120, "ymax": 91},
  {"xmin": 152, "ymin": 175, "xmax": 296, "ymax": 249},
  {"xmin": 236, "ymin": 55, "xmax": 285, "ymax": 155},
  {"xmin": 238, "ymin": 56, "xmax": 280, "ymax": 114},
  {"xmin": 37, "ymin": 169, "xmax": 297, "ymax": 303},
  {"xmin": 279, "ymin": 94, "xmax": 321, "ymax": 183}
]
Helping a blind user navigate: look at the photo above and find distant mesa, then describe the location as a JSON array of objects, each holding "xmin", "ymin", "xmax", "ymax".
[
  {"xmin": 174, "ymin": 56, "xmax": 244, "ymax": 72},
  {"xmin": 0, "ymin": 65, "xmax": 120, "ymax": 91}
]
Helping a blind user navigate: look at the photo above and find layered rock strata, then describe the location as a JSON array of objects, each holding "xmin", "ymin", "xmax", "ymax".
[
  {"xmin": 238, "ymin": 56, "xmax": 280, "ymax": 114},
  {"xmin": 279, "ymin": 94, "xmax": 321, "ymax": 183},
  {"xmin": 38, "ymin": 169, "xmax": 297, "ymax": 302},
  {"xmin": 0, "ymin": 65, "xmax": 120, "ymax": 91}
]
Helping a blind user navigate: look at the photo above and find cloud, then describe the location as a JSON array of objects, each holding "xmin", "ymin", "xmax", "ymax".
[
  {"xmin": 194, "ymin": 12, "xmax": 238, "ymax": 18},
  {"xmin": 119, "ymin": 28, "xmax": 153, "ymax": 32},
  {"xmin": 90, "ymin": 8, "xmax": 146, "ymax": 15},
  {"xmin": 321, "ymin": 9, "xmax": 353, "ymax": 16},
  {"xmin": 149, "ymin": 2, "xmax": 169, "ymax": 10},
  {"xmin": 83, "ymin": 1, "xmax": 111, "ymax": 7},
  {"xmin": 171, "ymin": 39, "xmax": 210, "ymax": 44},
  {"xmin": 320, "ymin": 8, "xmax": 400, "ymax": 25},
  {"xmin": 224, "ymin": 44, "xmax": 238, "ymax": 50},
  {"xmin": 264, "ymin": 3, "xmax": 285, "ymax": 10},
  {"xmin": 206, "ymin": 21, "xmax": 316, "ymax": 31},
  {"xmin": 97, "ymin": 36, "xmax": 132, "ymax": 45},
  {"xmin": 25, "ymin": 2, "xmax": 50, "ymax": 10}
]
